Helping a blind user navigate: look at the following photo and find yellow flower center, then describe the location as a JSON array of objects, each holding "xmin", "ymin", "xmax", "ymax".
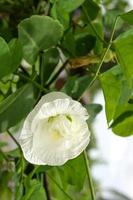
[
  {"xmin": 52, "ymin": 129, "xmax": 62, "ymax": 141},
  {"xmin": 47, "ymin": 114, "xmax": 72, "ymax": 141}
]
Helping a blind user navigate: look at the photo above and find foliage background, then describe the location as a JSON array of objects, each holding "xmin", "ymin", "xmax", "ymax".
[{"xmin": 0, "ymin": 0, "xmax": 133, "ymax": 199}]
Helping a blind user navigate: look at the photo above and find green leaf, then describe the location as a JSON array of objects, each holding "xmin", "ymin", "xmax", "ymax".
[
  {"xmin": 112, "ymin": 112, "xmax": 133, "ymax": 137},
  {"xmin": 8, "ymin": 39, "xmax": 22, "ymax": 72},
  {"xmin": 75, "ymin": 34, "xmax": 96, "ymax": 56},
  {"xmin": 62, "ymin": 29, "xmax": 76, "ymax": 57},
  {"xmin": 55, "ymin": 0, "xmax": 85, "ymax": 13},
  {"xmin": 51, "ymin": 3, "xmax": 70, "ymax": 29},
  {"xmin": 7, "ymin": 148, "xmax": 21, "ymax": 158},
  {"xmin": 42, "ymin": 48, "xmax": 59, "ymax": 84},
  {"xmin": 0, "ymin": 37, "xmax": 11, "ymax": 79},
  {"xmin": 0, "ymin": 84, "xmax": 35, "ymax": 132},
  {"xmin": 35, "ymin": 165, "xmax": 51, "ymax": 173},
  {"xmin": 74, "ymin": 21, "xmax": 103, "ymax": 56},
  {"xmin": 86, "ymin": 22, "xmax": 103, "ymax": 54},
  {"xmin": 61, "ymin": 74, "xmax": 94, "ymax": 99},
  {"xmin": 0, "ymin": 38, "xmax": 22, "ymax": 80},
  {"xmin": 120, "ymin": 10, "xmax": 133, "ymax": 25},
  {"xmin": 15, "ymin": 183, "xmax": 23, "ymax": 200},
  {"xmin": 100, "ymin": 65, "xmax": 133, "ymax": 136},
  {"xmin": 111, "ymin": 80, "xmax": 133, "ymax": 136},
  {"xmin": 82, "ymin": 0, "xmax": 100, "ymax": 20},
  {"xmin": 22, "ymin": 180, "xmax": 46, "ymax": 200},
  {"xmin": 114, "ymin": 28, "xmax": 133, "ymax": 86},
  {"xmin": 100, "ymin": 66, "xmax": 122, "ymax": 123},
  {"xmin": 57, "ymin": 154, "xmax": 86, "ymax": 190},
  {"xmin": 85, "ymin": 104, "xmax": 102, "ymax": 123},
  {"xmin": 18, "ymin": 15, "xmax": 63, "ymax": 64},
  {"xmin": 103, "ymin": 10, "xmax": 123, "ymax": 31}
]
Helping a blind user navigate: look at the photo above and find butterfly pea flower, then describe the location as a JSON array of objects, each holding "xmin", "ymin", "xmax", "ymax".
[{"xmin": 19, "ymin": 92, "xmax": 90, "ymax": 166}]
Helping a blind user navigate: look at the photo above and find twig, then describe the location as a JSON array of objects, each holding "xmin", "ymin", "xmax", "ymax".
[
  {"xmin": 7, "ymin": 130, "xmax": 22, "ymax": 151},
  {"xmin": 46, "ymin": 59, "xmax": 69, "ymax": 87},
  {"xmin": 18, "ymin": 73, "xmax": 48, "ymax": 93},
  {"xmin": 89, "ymin": 16, "xmax": 119, "ymax": 86},
  {"xmin": 20, "ymin": 66, "xmax": 30, "ymax": 77},
  {"xmin": 83, "ymin": 151, "xmax": 96, "ymax": 200},
  {"xmin": 43, "ymin": 173, "xmax": 51, "ymax": 200}
]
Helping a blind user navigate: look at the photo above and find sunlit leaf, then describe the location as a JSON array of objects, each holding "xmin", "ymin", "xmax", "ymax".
[
  {"xmin": 55, "ymin": 0, "xmax": 85, "ymax": 13},
  {"xmin": 18, "ymin": 15, "xmax": 63, "ymax": 64},
  {"xmin": 22, "ymin": 180, "xmax": 46, "ymax": 200},
  {"xmin": 100, "ymin": 65, "xmax": 133, "ymax": 136},
  {"xmin": 114, "ymin": 28, "xmax": 133, "ymax": 86},
  {"xmin": 51, "ymin": 3, "xmax": 70, "ymax": 29},
  {"xmin": 120, "ymin": 10, "xmax": 133, "ymax": 25},
  {"xmin": 55, "ymin": 154, "xmax": 86, "ymax": 190}
]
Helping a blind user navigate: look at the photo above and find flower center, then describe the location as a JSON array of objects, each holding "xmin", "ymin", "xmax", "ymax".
[
  {"xmin": 47, "ymin": 114, "xmax": 72, "ymax": 141},
  {"xmin": 52, "ymin": 129, "xmax": 62, "ymax": 141}
]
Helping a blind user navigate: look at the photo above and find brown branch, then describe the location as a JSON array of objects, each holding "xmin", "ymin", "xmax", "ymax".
[{"xmin": 43, "ymin": 173, "xmax": 51, "ymax": 200}]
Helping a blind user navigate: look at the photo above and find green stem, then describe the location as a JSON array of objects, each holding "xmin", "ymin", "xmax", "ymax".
[
  {"xmin": 82, "ymin": 6, "xmax": 107, "ymax": 45},
  {"xmin": 29, "ymin": 166, "xmax": 39, "ymax": 179},
  {"xmin": 7, "ymin": 130, "xmax": 22, "ymax": 152},
  {"xmin": 40, "ymin": 53, "xmax": 44, "ymax": 87},
  {"xmin": 83, "ymin": 151, "xmax": 96, "ymax": 200},
  {"xmin": 20, "ymin": 66, "xmax": 30, "ymax": 77},
  {"xmin": 87, "ymin": 16, "xmax": 119, "ymax": 88},
  {"xmin": 18, "ymin": 73, "xmax": 48, "ymax": 93},
  {"xmin": 7, "ymin": 130, "xmax": 24, "ymax": 184},
  {"xmin": 47, "ymin": 174, "xmax": 74, "ymax": 200},
  {"xmin": 46, "ymin": 59, "xmax": 69, "ymax": 87}
]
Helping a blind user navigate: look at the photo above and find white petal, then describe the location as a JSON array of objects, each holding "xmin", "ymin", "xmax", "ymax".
[{"xmin": 19, "ymin": 92, "xmax": 90, "ymax": 166}]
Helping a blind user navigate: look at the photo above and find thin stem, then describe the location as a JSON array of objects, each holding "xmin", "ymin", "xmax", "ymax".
[
  {"xmin": 82, "ymin": 6, "xmax": 107, "ymax": 45},
  {"xmin": 37, "ymin": 53, "xmax": 45, "ymax": 100},
  {"xmin": 46, "ymin": 59, "xmax": 69, "ymax": 87},
  {"xmin": 29, "ymin": 166, "xmax": 39, "ymax": 179},
  {"xmin": 109, "ymin": 16, "xmax": 119, "ymax": 42},
  {"xmin": 18, "ymin": 73, "xmax": 48, "ymax": 93},
  {"xmin": 7, "ymin": 130, "xmax": 22, "ymax": 152},
  {"xmin": 20, "ymin": 156, "xmax": 24, "ymax": 184},
  {"xmin": 83, "ymin": 151, "xmax": 96, "ymax": 200},
  {"xmin": 7, "ymin": 130, "xmax": 25, "ymax": 185},
  {"xmin": 48, "ymin": 174, "xmax": 74, "ymax": 200},
  {"xmin": 86, "ymin": 16, "xmax": 119, "ymax": 89},
  {"xmin": 20, "ymin": 66, "xmax": 30, "ymax": 77},
  {"xmin": 58, "ymin": 45, "xmax": 75, "ymax": 57},
  {"xmin": 43, "ymin": 173, "xmax": 51, "ymax": 200},
  {"xmin": 40, "ymin": 53, "xmax": 44, "ymax": 87}
]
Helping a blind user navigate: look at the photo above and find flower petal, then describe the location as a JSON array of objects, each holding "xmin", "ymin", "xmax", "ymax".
[{"xmin": 19, "ymin": 92, "xmax": 90, "ymax": 166}]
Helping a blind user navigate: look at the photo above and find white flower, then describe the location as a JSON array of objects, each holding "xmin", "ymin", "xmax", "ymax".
[{"xmin": 19, "ymin": 92, "xmax": 90, "ymax": 166}]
